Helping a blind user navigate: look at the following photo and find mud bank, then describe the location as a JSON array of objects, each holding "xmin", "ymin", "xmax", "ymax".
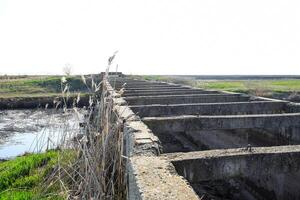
[{"xmin": 0, "ymin": 94, "xmax": 90, "ymax": 109}]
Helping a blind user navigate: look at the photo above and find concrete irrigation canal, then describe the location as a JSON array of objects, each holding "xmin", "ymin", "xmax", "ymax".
[{"xmin": 104, "ymin": 73, "xmax": 300, "ymax": 200}]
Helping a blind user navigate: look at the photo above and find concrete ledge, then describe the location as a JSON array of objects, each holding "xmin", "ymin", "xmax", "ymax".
[
  {"xmin": 113, "ymin": 101, "xmax": 161, "ymax": 156},
  {"xmin": 116, "ymin": 85, "xmax": 185, "ymax": 90},
  {"xmin": 130, "ymin": 101, "xmax": 288, "ymax": 117},
  {"xmin": 125, "ymin": 94, "xmax": 250, "ymax": 105},
  {"xmin": 128, "ymin": 156, "xmax": 199, "ymax": 200},
  {"xmin": 124, "ymin": 87, "xmax": 209, "ymax": 94},
  {"xmin": 164, "ymin": 145, "xmax": 300, "ymax": 161},
  {"xmin": 124, "ymin": 86, "xmax": 192, "ymax": 91},
  {"xmin": 124, "ymin": 89, "xmax": 206, "ymax": 93},
  {"xmin": 105, "ymin": 78, "xmax": 203, "ymax": 200},
  {"xmin": 286, "ymin": 102, "xmax": 300, "ymax": 112},
  {"xmin": 122, "ymin": 90, "xmax": 220, "ymax": 97},
  {"xmin": 113, "ymin": 82, "xmax": 171, "ymax": 87},
  {"xmin": 143, "ymin": 113, "xmax": 300, "ymax": 132},
  {"xmin": 124, "ymin": 120, "xmax": 161, "ymax": 156}
]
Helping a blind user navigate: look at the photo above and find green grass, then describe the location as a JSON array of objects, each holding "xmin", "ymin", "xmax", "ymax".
[
  {"xmin": 0, "ymin": 151, "xmax": 66, "ymax": 200},
  {"xmin": 0, "ymin": 76, "xmax": 89, "ymax": 98},
  {"xmin": 196, "ymin": 79, "xmax": 300, "ymax": 94},
  {"xmin": 197, "ymin": 81, "xmax": 247, "ymax": 92},
  {"xmin": 138, "ymin": 75, "xmax": 300, "ymax": 95}
]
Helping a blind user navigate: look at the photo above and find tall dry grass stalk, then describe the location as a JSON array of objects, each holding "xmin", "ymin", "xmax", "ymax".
[{"xmin": 36, "ymin": 52, "xmax": 126, "ymax": 199}]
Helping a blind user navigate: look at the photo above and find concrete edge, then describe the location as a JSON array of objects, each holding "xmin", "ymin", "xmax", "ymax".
[
  {"xmin": 103, "ymin": 78, "xmax": 200, "ymax": 199},
  {"xmin": 163, "ymin": 145, "xmax": 300, "ymax": 162}
]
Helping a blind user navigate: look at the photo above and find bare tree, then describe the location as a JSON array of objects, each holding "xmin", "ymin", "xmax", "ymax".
[{"xmin": 63, "ymin": 63, "xmax": 72, "ymax": 76}]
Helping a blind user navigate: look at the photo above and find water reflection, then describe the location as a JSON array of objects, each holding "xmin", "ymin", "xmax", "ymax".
[{"xmin": 0, "ymin": 109, "xmax": 84, "ymax": 158}]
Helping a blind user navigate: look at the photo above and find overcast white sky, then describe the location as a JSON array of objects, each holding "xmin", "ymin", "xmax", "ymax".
[{"xmin": 0, "ymin": 0, "xmax": 300, "ymax": 75}]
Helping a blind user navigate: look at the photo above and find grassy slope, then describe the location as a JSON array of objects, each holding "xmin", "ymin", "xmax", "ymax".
[
  {"xmin": 0, "ymin": 151, "xmax": 63, "ymax": 200},
  {"xmin": 0, "ymin": 76, "xmax": 89, "ymax": 98}
]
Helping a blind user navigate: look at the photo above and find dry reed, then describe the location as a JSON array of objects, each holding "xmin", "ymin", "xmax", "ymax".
[{"xmin": 33, "ymin": 52, "xmax": 126, "ymax": 199}]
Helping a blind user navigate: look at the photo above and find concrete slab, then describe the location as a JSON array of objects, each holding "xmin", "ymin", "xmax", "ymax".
[
  {"xmin": 122, "ymin": 90, "xmax": 221, "ymax": 97},
  {"xmin": 116, "ymin": 85, "xmax": 185, "ymax": 90},
  {"xmin": 124, "ymin": 86, "xmax": 192, "ymax": 91},
  {"xmin": 125, "ymin": 94, "xmax": 251, "ymax": 105},
  {"xmin": 124, "ymin": 89, "xmax": 205, "ymax": 94},
  {"xmin": 143, "ymin": 113, "xmax": 300, "ymax": 132},
  {"xmin": 130, "ymin": 101, "xmax": 288, "ymax": 117},
  {"xmin": 164, "ymin": 144, "xmax": 300, "ymax": 161},
  {"xmin": 129, "ymin": 156, "xmax": 199, "ymax": 200}
]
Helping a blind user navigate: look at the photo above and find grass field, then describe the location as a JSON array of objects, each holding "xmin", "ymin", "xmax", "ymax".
[
  {"xmin": 196, "ymin": 79, "xmax": 300, "ymax": 93},
  {"xmin": 0, "ymin": 151, "xmax": 65, "ymax": 200},
  {"xmin": 138, "ymin": 75, "xmax": 300, "ymax": 97},
  {"xmin": 0, "ymin": 76, "xmax": 89, "ymax": 98}
]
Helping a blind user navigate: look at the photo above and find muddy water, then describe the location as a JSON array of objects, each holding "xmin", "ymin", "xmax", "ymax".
[{"xmin": 0, "ymin": 109, "xmax": 85, "ymax": 159}]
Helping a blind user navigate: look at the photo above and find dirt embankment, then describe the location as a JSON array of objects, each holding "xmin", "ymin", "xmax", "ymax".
[{"xmin": 0, "ymin": 95, "xmax": 90, "ymax": 109}]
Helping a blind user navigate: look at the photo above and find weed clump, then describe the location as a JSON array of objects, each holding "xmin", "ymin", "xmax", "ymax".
[{"xmin": 42, "ymin": 52, "xmax": 127, "ymax": 199}]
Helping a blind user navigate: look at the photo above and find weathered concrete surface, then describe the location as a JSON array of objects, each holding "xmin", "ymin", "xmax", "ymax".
[
  {"xmin": 286, "ymin": 102, "xmax": 300, "ymax": 112},
  {"xmin": 184, "ymin": 128, "xmax": 289, "ymax": 150},
  {"xmin": 143, "ymin": 113, "xmax": 300, "ymax": 132},
  {"xmin": 122, "ymin": 90, "xmax": 221, "ymax": 97},
  {"xmin": 123, "ymin": 89, "xmax": 211, "ymax": 93},
  {"xmin": 124, "ymin": 120, "xmax": 161, "ymax": 156},
  {"xmin": 104, "ymin": 75, "xmax": 300, "ymax": 200},
  {"xmin": 143, "ymin": 113, "xmax": 300, "ymax": 147},
  {"xmin": 124, "ymin": 86, "xmax": 191, "ymax": 91},
  {"xmin": 113, "ymin": 82, "xmax": 171, "ymax": 87},
  {"xmin": 110, "ymin": 80, "xmax": 187, "ymax": 90},
  {"xmin": 125, "ymin": 94, "xmax": 250, "ymax": 105},
  {"xmin": 130, "ymin": 101, "xmax": 288, "ymax": 117},
  {"xmin": 105, "ymin": 78, "xmax": 200, "ymax": 199},
  {"xmin": 149, "ymin": 128, "xmax": 291, "ymax": 154},
  {"xmin": 129, "ymin": 156, "xmax": 199, "ymax": 200},
  {"xmin": 164, "ymin": 145, "xmax": 300, "ymax": 161},
  {"xmin": 122, "ymin": 88, "xmax": 204, "ymax": 92},
  {"xmin": 165, "ymin": 145, "xmax": 300, "ymax": 200},
  {"xmin": 115, "ymin": 85, "xmax": 186, "ymax": 90}
]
